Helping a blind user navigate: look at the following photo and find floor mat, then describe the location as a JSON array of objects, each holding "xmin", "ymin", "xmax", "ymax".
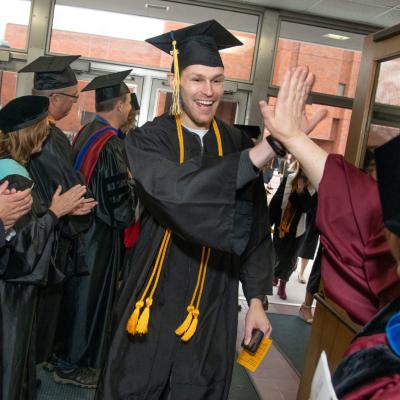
[{"xmin": 268, "ymin": 312, "xmax": 311, "ymax": 375}]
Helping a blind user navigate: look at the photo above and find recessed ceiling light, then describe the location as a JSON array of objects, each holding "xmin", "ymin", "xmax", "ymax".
[{"xmin": 323, "ymin": 33, "xmax": 350, "ymax": 40}]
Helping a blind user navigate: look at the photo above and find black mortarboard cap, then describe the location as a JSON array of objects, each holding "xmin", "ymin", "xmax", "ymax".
[
  {"xmin": 131, "ymin": 93, "xmax": 140, "ymax": 111},
  {"xmin": 375, "ymin": 135, "xmax": 400, "ymax": 237},
  {"xmin": 146, "ymin": 20, "xmax": 242, "ymax": 71},
  {"xmin": 234, "ymin": 124, "xmax": 261, "ymax": 140},
  {"xmin": 19, "ymin": 55, "xmax": 79, "ymax": 90},
  {"xmin": 81, "ymin": 70, "xmax": 132, "ymax": 103},
  {"xmin": 0, "ymin": 95, "xmax": 48, "ymax": 133}
]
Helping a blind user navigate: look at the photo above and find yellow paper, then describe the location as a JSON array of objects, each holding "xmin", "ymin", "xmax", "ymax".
[{"xmin": 236, "ymin": 337, "xmax": 272, "ymax": 372}]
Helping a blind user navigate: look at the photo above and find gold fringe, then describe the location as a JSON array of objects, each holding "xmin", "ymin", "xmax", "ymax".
[
  {"xmin": 181, "ymin": 309, "xmax": 199, "ymax": 342},
  {"xmin": 171, "ymin": 39, "xmax": 181, "ymax": 116},
  {"xmin": 175, "ymin": 305, "xmax": 194, "ymax": 336},
  {"xmin": 126, "ymin": 300, "xmax": 144, "ymax": 334},
  {"xmin": 137, "ymin": 298, "xmax": 153, "ymax": 335}
]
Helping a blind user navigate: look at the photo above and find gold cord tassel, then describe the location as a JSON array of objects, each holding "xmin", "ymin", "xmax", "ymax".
[
  {"xmin": 126, "ymin": 230, "xmax": 171, "ymax": 336},
  {"xmin": 136, "ymin": 298, "xmax": 153, "ymax": 334},
  {"xmin": 126, "ymin": 300, "xmax": 144, "ymax": 335},
  {"xmin": 175, "ymin": 305, "xmax": 194, "ymax": 336},
  {"xmin": 171, "ymin": 39, "xmax": 181, "ymax": 116},
  {"xmin": 181, "ymin": 309, "xmax": 199, "ymax": 342},
  {"xmin": 176, "ymin": 247, "xmax": 211, "ymax": 342}
]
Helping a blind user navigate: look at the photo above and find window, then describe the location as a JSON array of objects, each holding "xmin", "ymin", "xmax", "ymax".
[
  {"xmin": 49, "ymin": 2, "xmax": 257, "ymax": 81},
  {"xmin": 272, "ymin": 21, "xmax": 364, "ymax": 98},
  {"xmin": 267, "ymin": 97, "xmax": 352, "ymax": 154},
  {"xmin": 0, "ymin": 0, "xmax": 31, "ymax": 50},
  {"xmin": 374, "ymin": 58, "xmax": 400, "ymax": 106},
  {"xmin": 0, "ymin": 71, "xmax": 17, "ymax": 108}
]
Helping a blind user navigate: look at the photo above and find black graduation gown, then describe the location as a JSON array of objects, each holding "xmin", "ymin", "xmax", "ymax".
[
  {"xmin": 57, "ymin": 119, "xmax": 136, "ymax": 368},
  {"xmin": 0, "ymin": 173, "xmax": 59, "ymax": 400},
  {"xmin": 28, "ymin": 122, "xmax": 92, "ymax": 363},
  {"xmin": 96, "ymin": 114, "xmax": 274, "ymax": 400},
  {"xmin": 297, "ymin": 193, "xmax": 319, "ymax": 260},
  {"xmin": 269, "ymin": 178, "xmax": 311, "ymax": 281}
]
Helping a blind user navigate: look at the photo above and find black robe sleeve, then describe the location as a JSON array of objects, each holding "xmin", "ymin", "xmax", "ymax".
[
  {"xmin": 89, "ymin": 136, "xmax": 136, "ymax": 229},
  {"xmin": 28, "ymin": 125, "xmax": 92, "ymax": 238},
  {"xmin": 125, "ymin": 122, "xmax": 252, "ymax": 255},
  {"xmin": 239, "ymin": 175, "xmax": 274, "ymax": 299},
  {"xmin": 269, "ymin": 178, "xmax": 286, "ymax": 227},
  {"xmin": 0, "ymin": 221, "xmax": 5, "ymax": 248},
  {"xmin": 0, "ymin": 175, "xmax": 59, "ymax": 284}
]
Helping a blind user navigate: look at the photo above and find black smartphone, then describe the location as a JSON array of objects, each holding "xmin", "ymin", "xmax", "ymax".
[{"xmin": 241, "ymin": 329, "xmax": 264, "ymax": 353}]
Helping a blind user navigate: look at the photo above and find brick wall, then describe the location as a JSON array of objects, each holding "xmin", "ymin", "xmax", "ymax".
[{"xmin": 2, "ymin": 22, "xmax": 363, "ymax": 153}]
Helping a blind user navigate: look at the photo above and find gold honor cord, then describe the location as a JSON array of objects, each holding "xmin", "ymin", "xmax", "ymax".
[
  {"xmin": 175, "ymin": 118, "xmax": 223, "ymax": 342},
  {"xmin": 126, "ymin": 116, "xmax": 223, "ymax": 342},
  {"xmin": 126, "ymin": 229, "xmax": 172, "ymax": 335}
]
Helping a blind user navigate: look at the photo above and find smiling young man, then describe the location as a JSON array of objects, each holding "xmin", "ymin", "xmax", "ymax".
[{"xmin": 96, "ymin": 20, "xmax": 277, "ymax": 400}]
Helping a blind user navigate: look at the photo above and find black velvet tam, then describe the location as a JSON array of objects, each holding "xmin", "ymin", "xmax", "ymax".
[
  {"xmin": 19, "ymin": 55, "xmax": 80, "ymax": 90},
  {"xmin": 81, "ymin": 70, "xmax": 132, "ymax": 103},
  {"xmin": 234, "ymin": 124, "xmax": 261, "ymax": 140},
  {"xmin": 375, "ymin": 135, "xmax": 400, "ymax": 237},
  {"xmin": 146, "ymin": 20, "xmax": 242, "ymax": 71},
  {"xmin": 0, "ymin": 95, "xmax": 48, "ymax": 133},
  {"xmin": 131, "ymin": 93, "xmax": 140, "ymax": 111}
]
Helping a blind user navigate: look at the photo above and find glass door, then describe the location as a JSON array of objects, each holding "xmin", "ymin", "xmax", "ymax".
[{"xmin": 345, "ymin": 26, "xmax": 400, "ymax": 166}]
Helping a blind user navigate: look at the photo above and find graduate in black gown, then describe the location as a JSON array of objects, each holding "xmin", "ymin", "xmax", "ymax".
[
  {"xmin": 269, "ymin": 167, "xmax": 312, "ymax": 299},
  {"xmin": 0, "ymin": 96, "xmax": 90, "ymax": 400},
  {"xmin": 19, "ymin": 55, "xmax": 96, "ymax": 366},
  {"xmin": 54, "ymin": 70, "xmax": 136, "ymax": 387},
  {"xmin": 97, "ymin": 20, "xmax": 277, "ymax": 400}
]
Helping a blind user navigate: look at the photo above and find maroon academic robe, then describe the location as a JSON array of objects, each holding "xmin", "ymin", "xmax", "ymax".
[{"xmin": 316, "ymin": 155, "xmax": 400, "ymax": 325}]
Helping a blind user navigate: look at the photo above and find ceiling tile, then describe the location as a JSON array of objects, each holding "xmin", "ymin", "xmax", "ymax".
[
  {"xmin": 372, "ymin": 9, "xmax": 400, "ymax": 26},
  {"xmin": 238, "ymin": 0, "xmax": 318, "ymax": 10},
  {"xmin": 306, "ymin": 0, "xmax": 393, "ymax": 23},
  {"xmin": 347, "ymin": 0, "xmax": 400, "ymax": 7}
]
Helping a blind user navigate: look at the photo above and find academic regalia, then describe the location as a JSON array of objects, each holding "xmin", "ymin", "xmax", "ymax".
[
  {"xmin": 21, "ymin": 55, "xmax": 92, "ymax": 363},
  {"xmin": 316, "ymin": 154, "xmax": 400, "ymax": 325},
  {"xmin": 332, "ymin": 137, "xmax": 400, "ymax": 398},
  {"xmin": 297, "ymin": 192, "xmax": 319, "ymax": 260},
  {"xmin": 57, "ymin": 71, "xmax": 136, "ymax": 367},
  {"xmin": 28, "ymin": 122, "xmax": 91, "ymax": 363},
  {"xmin": 0, "ymin": 173, "xmax": 59, "ymax": 400},
  {"xmin": 96, "ymin": 113, "xmax": 273, "ymax": 399},
  {"xmin": 19, "ymin": 54, "xmax": 80, "ymax": 90},
  {"xmin": 0, "ymin": 96, "xmax": 57, "ymax": 400},
  {"xmin": 332, "ymin": 297, "xmax": 400, "ymax": 399},
  {"xmin": 269, "ymin": 176, "xmax": 311, "ymax": 281},
  {"xmin": 0, "ymin": 222, "xmax": 5, "ymax": 248}
]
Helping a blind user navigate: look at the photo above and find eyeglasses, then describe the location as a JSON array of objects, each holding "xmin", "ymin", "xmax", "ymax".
[{"xmin": 50, "ymin": 92, "xmax": 79, "ymax": 100}]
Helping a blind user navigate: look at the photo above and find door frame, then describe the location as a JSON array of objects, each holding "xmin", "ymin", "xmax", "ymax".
[{"xmin": 345, "ymin": 24, "xmax": 400, "ymax": 165}]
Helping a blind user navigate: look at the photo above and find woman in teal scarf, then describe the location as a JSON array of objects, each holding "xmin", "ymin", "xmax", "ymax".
[{"xmin": 0, "ymin": 95, "xmax": 95, "ymax": 400}]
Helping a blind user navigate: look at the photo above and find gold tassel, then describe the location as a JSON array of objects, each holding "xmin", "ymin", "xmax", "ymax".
[
  {"xmin": 175, "ymin": 305, "xmax": 194, "ymax": 336},
  {"xmin": 171, "ymin": 39, "xmax": 181, "ymax": 116},
  {"xmin": 181, "ymin": 309, "xmax": 199, "ymax": 342},
  {"xmin": 126, "ymin": 300, "xmax": 144, "ymax": 334},
  {"xmin": 136, "ymin": 298, "xmax": 153, "ymax": 335}
]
